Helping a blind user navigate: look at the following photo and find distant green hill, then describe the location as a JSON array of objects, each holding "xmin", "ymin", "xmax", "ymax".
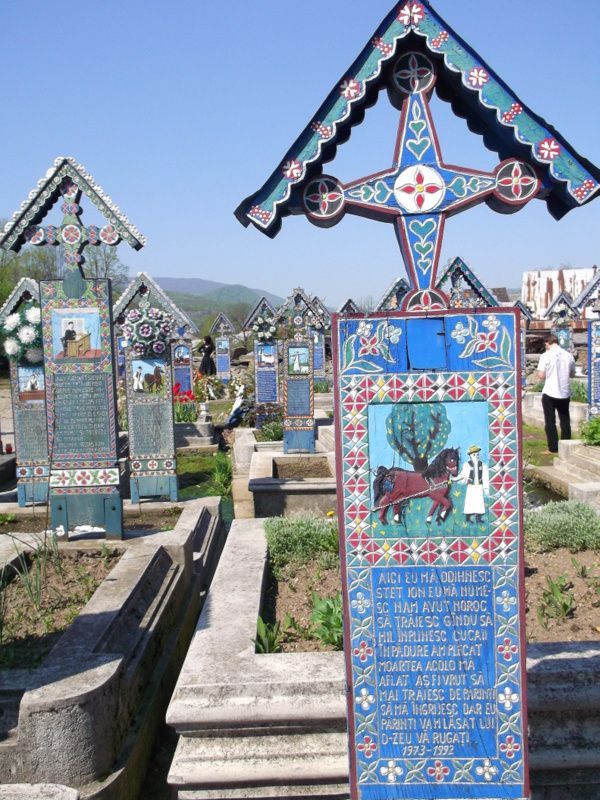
[{"xmin": 154, "ymin": 276, "xmax": 283, "ymax": 308}]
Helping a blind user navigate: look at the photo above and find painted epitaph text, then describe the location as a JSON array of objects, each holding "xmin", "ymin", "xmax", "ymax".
[
  {"xmin": 334, "ymin": 309, "xmax": 528, "ymax": 800},
  {"xmin": 283, "ymin": 339, "xmax": 314, "ymax": 453},
  {"xmin": 254, "ymin": 340, "xmax": 279, "ymax": 405},
  {"xmin": 215, "ymin": 337, "xmax": 231, "ymax": 382},
  {"xmin": 589, "ymin": 319, "xmax": 600, "ymax": 417}
]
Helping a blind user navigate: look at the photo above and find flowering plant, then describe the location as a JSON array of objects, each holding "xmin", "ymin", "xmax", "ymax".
[
  {"xmin": 2, "ymin": 302, "xmax": 43, "ymax": 363},
  {"xmin": 121, "ymin": 306, "xmax": 176, "ymax": 359},
  {"xmin": 173, "ymin": 382, "xmax": 197, "ymax": 423}
]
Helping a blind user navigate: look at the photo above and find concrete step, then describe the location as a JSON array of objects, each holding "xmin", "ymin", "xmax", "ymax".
[
  {"xmin": 529, "ymin": 464, "xmax": 600, "ymax": 507},
  {"xmin": 559, "ymin": 446, "xmax": 600, "ymax": 476},
  {"xmin": 169, "ymin": 731, "xmax": 348, "ymax": 796},
  {"xmin": 552, "ymin": 457, "xmax": 599, "ymax": 483}
]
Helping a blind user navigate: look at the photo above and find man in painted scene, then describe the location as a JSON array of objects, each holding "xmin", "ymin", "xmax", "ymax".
[
  {"xmin": 61, "ymin": 320, "xmax": 77, "ymax": 354},
  {"xmin": 454, "ymin": 444, "xmax": 489, "ymax": 523},
  {"xmin": 537, "ymin": 333, "xmax": 576, "ymax": 453}
]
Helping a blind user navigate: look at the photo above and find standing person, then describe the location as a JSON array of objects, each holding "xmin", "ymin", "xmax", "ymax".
[
  {"xmin": 537, "ymin": 333, "xmax": 576, "ymax": 453},
  {"xmin": 454, "ymin": 444, "xmax": 489, "ymax": 524},
  {"xmin": 199, "ymin": 335, "xmax": 216, "ymax": 376}
]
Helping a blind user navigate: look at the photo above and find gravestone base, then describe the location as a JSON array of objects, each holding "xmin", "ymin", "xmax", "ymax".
[
  {"xmin": 130, "ymin": 473, "xmax": 178, "ymax": 503},
  {"xmin": 283, "ymin": 429, "xmax": 315, "ymax": 454},
  {"xmin": 51, "ymin": 491, "xmax": 123, "ymax": 539},
  {"xmin": 16, "ymin": 479, "xmax": 47, "ymax": 507}
]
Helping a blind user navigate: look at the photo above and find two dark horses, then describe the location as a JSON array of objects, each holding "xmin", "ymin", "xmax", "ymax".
[{"xmin": 373, "ymin": 448, "xmax": 459, "ymax": 526}]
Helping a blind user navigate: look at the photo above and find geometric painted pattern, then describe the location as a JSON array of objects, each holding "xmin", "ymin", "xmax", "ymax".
[{"xmin": 50, "ymin": 467, "xmax": 120, "ymax": 487}]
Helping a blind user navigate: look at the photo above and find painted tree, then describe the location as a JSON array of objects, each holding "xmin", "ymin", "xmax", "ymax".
[{"xmin": 386, "ymin": 404, "xmax": 451, "ymax": 472}]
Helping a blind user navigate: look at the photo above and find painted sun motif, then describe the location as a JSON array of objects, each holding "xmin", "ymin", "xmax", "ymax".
[{"xmin": 393, "ymin": 165, "xmax": 445, "ymax": 212}]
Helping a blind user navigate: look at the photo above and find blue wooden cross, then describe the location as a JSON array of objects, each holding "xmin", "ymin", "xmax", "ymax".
[{"xmin": 301, "ymin": 52, "xmax": 540, "ymax": 311}]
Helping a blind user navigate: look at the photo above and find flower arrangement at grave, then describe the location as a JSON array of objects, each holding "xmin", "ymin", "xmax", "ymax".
[
  {"xmin": 228, "ymin": 374, "xmax": 250, "ymax": 400},
  {"xmin": 2, "ymin": 303, "xmax": 43, "ymax": 364},
  {"xmin": 120, "ymin": 306, "xmax": 176, "ymax": 359},
  {"xmin": 193, "ymin": 374, "xmax": 225, "ymax": 402},
  {"xmin": 173, "ymin": 382, "xmax": 197, "ymax": 423},
  {"xmin": 251, "ymin": 315, "xmax": 278, "ymax": 342}
]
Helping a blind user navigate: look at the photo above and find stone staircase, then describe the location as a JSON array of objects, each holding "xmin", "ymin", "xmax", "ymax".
[{"xmin": 529, "ymin": 440, "xmax": 600, "ymax": 508}]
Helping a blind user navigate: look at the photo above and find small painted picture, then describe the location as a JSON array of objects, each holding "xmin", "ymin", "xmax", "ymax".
[
  {"xmin": 216, "ymin": 338, "xmax": 230, "ymax": 356},
  {"xmin": 257, "ymin": 343, "xmax": 276, "ymax": 368},
  {"xmin": 52, "ymin": 308, "xmax": 101, "ymax": 360},
  {"xmin": 368, "ymin": 401, "xmax": 490, "ymax": 537},
  {"xmin": 17, "ymin": 365, "xmax": 45, "ymax": 402},
  {"xmin": 174, "ymin": 345, "xmax": 191, "ymax": 365},
  {"xmin": 288, "ymin": 345, "xmax": 310, "ymax": 375},
  {"xmin": 131, "ymin": 358, "xmax": 167, "ymax": 396}
]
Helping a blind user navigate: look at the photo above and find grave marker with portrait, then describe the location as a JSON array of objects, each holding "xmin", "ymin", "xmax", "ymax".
[
  {"xmin": 0, "ymin": 279, "xmax": 49, "ymax": 505},
  {"xmin": 283, "ymin": 338, "xmax": 314, "ymax": 453}
]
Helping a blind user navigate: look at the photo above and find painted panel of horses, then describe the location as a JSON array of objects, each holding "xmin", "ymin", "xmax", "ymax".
[
  {"xmin": 369, "ymin": 400, "xmax": 489, "ymax": 537},
  {"xmin": 131, "ymin": 357, "xmax": 167, "ymax": 396}
]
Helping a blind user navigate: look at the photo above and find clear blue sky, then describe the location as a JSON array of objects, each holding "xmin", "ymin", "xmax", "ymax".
[{"xmin": 0, "ymin": 1, "xmax": 598, "ymax": 307}]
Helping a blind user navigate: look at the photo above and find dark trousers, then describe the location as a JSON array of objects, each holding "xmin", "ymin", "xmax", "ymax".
[{"xmin": 541, "ymin": 393, "xmax": 571, "ymax": 453}]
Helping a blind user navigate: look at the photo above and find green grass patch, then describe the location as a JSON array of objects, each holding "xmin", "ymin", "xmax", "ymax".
[
  {"xmin": 177, "ymin": 451, "xmax": 234, "ymax": 524},
  {"xmin": 522, "ymin": 424, "xmax": 553, "ymax": 467},
  {"xmin": 207, "ymin": 399, "xmax": 231, "ymax": 423},
  {"xmin": 264, "ymin": 516, "xmax": 339, "ymax": 575},
  {"xmin": 524, "ymin": 501, "xmax": 600, "ymax": 553}
]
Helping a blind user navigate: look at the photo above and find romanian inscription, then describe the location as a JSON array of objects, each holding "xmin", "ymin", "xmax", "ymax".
[
  {"xmin": 286, "ymin": 378, "xmax": 310, "ymax": 415},
  {"xmin": 256, "ymin": 369, "xmax": 278, "ymax": 404},
  {"xmin": 372, "ymin": 566, "xmax": 496, "ymax": 760},
  {"xmin": 52, "ymin": 373, "xmax": 112, "ymax": 457},
  {"xmin": 15, "ymin": 407, "xmax": 48, "ymax": 462},
  {"xmin": 130, "ymin": 403, "xmax": 173, "ymax": 456}
]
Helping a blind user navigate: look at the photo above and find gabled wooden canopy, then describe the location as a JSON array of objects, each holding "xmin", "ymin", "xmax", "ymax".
[
  {"xmin": 277, "ymin": 287, "xmax": 326, "ymax": 329},
  {"xmin": 573, "ymin": 270, "xmax": 600, "ymax": 312},
  {"xmin": 243, "ymin": 295, "xmax": 277, "ymax": 330},
  {"xmin": 436, "ymin": 256, "xmax": 498, "ymax": 307},
  {"xmin": 0, "ymin": 278, "xmax": 40, "ymax": 324},
  {"xmin": 544, "ymin": 291, "xmax": 578, "ymax": 320},
  {"xmin": 513, "ymin": 300, "xmax": 534, "ymax": 322},
  {"xmin": 114, "ymin": 272, "xmax": 198, "ymax": 333},
  {"xmin": 338, "ymin": 298, "xmax": 362, "ymax": 315},
  {"xmin": 0, "ymin": 157, "xmax": 145, "ymax": 253},
  {"xmin": 375, "ymin": 277, "xmax": 410, "ymax": 311},
  {"xmin": 210, "ymin": 312, "xmax": 235, "ymax": 336},
  {"xmin": 236, "ymin": 1, "xmax": 599, "ymax": 237}
]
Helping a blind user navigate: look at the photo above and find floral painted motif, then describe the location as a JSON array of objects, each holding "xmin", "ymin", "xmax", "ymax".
[
  {"xmin": 342, "ymin": 320, "xmax": 402, "ymax": 373},
  {"xmin": 303, "ymin": 178, "xmax": 344, "ymax": 218},
  {"xmin": 537, "ymin": 137, "xmax": 561, "ymax": 161},
  {"xmin": 468, "ymin": 67, "xmax": 489, "ymax": 87},
  {"xmin": 497, "ymin": 589, "xmax": 516, "ymax": 612},
  {"xmin": 427, "ymin": 760, "xmax": 450, "ymax": 782},
  {"xmin": 500, "ymin": 735, "xmax": 521, "ymax": 758},
  {"xmin": 497, "ymin": 637, "xmax": 518, "ymax": 661},
  {"xmin": 476, "ymin": 758, "xmax": 498, "ymax": 781},
  {"xmin": 282, "ymin": 160, "xmax": 302, "ymax": 180},
  {"xmin": 351, "ymin": 592, "xmax": 371, "ymax": 614},
  {"xmin": 451, "ymin": 315, "xmax": 513, "ymax": 369},
  {"xmin": 496, "ymin": 161, "xmax": 538, "ymax": 201},
  {"xmin": 380, "ymin": 760, "xmax": 403, "ymax": 782},
  {"xmin": 397, "ymin": 2, "xmax": 425, "ymax": 26},
  {"xmin": 357, "ymin": 735, "xmax": 377, "ymax": 758},
  {"xmin": 340, "ymin": 78, "xmax": 362, "ymax": 100},
  {"xmin": 352, "ymin": 640, "xmax": 373, "ymax": 662},
  {"xmin": 355, "ymin": 687, "xmax": 374, "ymax": 711},
  {"xmin": 498, "ymin": 687, "xmax": 519, "ymax": 711}
]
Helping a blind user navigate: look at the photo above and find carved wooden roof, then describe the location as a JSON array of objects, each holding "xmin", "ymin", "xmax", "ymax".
[
  {"xmin": 544, "ymin": 291, "xmax": 578, "ymax": 320},
  {"xmin": 0, "ymin": 278, "xmax": 40, "ymax": 324},
  {"xmin": 236, "ymin": 1, "xmax": 599, "ymax": 236},
  {"xmin": 375, "ymin": 277, "xmax": 411, "ymax": 311},
  {"xmin": 210, "ymin": 312, "xmax": 235, "ymax": 335},
  {"xmin": 0, "ymin": 157, "xmax": 145, "ymax": 253},
  {"xmin": 436, "ymin": 256, "xmax": 498, "ymax": 307},
  {"xmin": 113, "ymin": 272, "xmax": 198, "ymax": 333},
  {"xmin": 243, "ymin": 295, "xmax": 277, "ymax": 330},
  {"xmin": 338, "ymin": 298, "xmax": 362, "ymax": 314}
]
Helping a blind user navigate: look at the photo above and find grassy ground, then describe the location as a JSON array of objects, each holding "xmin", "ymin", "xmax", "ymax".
[
  {"xmin": 177, "ymin": 451, "xmax": 233, "ymax": 524},
  {"xmin": 523, "ymin": 423, "xmax": 554, "ymax": 467},
  {"xmin": 207, "ymin": 399, "xmax": 232, "ymax": 424}
]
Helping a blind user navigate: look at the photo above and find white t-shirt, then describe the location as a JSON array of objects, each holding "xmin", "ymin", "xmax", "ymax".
[{"xmin": 538, "ymin": 344, "xmax": 576, "ymax": 399}]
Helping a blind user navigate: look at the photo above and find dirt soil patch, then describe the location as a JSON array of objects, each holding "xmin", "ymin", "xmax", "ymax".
[
  {"xmin": 0, "ymin": 546, "xmax": 121, "ymax": 668},
  {"xmin": 273, "ymin": 457, "xmax": 332, "ymax": 480},
  {"xmin": 0, "ymin": 510, "xmax": 180, "ymax": 536},
  {"xmin": 268, "ymin": 548, "xmax": 600, "ymax": 652}
]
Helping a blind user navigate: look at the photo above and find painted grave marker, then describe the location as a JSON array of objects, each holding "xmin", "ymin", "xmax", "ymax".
[
  {"xmin": 545, "ymin": 292, "xmax": 577, "ymax": 355},
  {"xmin": 334, "ymin": 308, "xmax": 527, "ymax": 799},
  {"xmin": 0, "ymin": 157, "xmax": 145, "ymax": 536},
  {"xmin": 339, "ymin": 299, "xmax": 362, "ymax": 316},
  {"xmin": 173, "ymin": 340, "xmax": 193, "ymax": 393},
  {"xmin": 246, "ymin": 298, "xmax": 280, "ymax": 426},
  {"xmin": 210, "ymin": 313, "xmax": 235, "ymax": 382},
  {"xmin": 238, "ymin": 2, "xmax": 600, "ymax": 796},
  {"xmin": 437, "ymin": 257, "xmax": 499, "ymax": 309},
  {"xmin": 311, "ymin": 326, "xmax": 326, "ymax": 379},
  {"xmin": 589, "ymin": 318, "xmax": 600, "ymax": 417},
  {"xmin": 0, "ymin": 278, "xmax": 49, "ymax": 505},
  {"xmin": 283, "ymin": 333, "xmax": 314, "ymax": 453}
]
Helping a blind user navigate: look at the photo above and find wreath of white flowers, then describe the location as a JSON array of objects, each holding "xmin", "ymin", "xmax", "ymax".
[
  {"xmin": 3, "ymin": 303, "xmax": 43, "ymax": 363},
  {"xmin": 252, "ymin": 315, "xmax": 277, "ymax": 342}
]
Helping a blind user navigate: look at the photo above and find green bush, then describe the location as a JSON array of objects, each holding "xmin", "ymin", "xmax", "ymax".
[
  {"xmin": 581, "ymin": 416, "xmax": 600, "ymax": 446},
  {"xmin": 310, "ymin": 592, "xmax": 343, "ymax": 649},
  {"xmin": 314, "ymin": 380, "xmax": 330, "ymax": 393},
  {"xmin": 265, "ymin": 516, "xmax": 339, "ymax": 574},
  {"xmin": 570, "ymin": 380, "xmax": 588, "ymax": 404},
  {"xmin": 524, "ymin": 501, "xmax": 600, "ymax": 552},
  {"xmin": 255, "ymin": 418, "xmax": 284, "ymax": 442}
]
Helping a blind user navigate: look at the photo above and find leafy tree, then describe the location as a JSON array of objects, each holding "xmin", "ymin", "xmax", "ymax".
[
  {"xmin": 386, "ymin": 404, "xmax": 451, "ymax": 472},
  {"xmin": 84, "ymin": 244, "xmax": 129, "ymax": 291}
]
